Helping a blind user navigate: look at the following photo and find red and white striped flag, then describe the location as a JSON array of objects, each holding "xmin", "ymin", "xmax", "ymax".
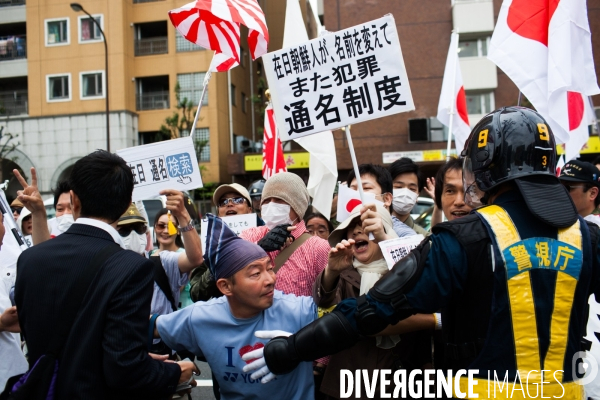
[
  {"xmin": 169, "ymin": 0, "xmax": 269, "ymax": 72},
  {"xmin": 488, "ymin": 0, "xmax": 599, "ymax": 145},
  {"xmin": 437, "ymin": 32, "xmax": 470, "ymax": 154},
  {"xmin": 262, "ymin": 104, "xmax": 286, "ymax": 180}
]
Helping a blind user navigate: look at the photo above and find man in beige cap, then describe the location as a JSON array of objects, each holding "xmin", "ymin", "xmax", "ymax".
[{"xmin": 240, "ymin": 172, "xmax": 330, "ymax": 297}]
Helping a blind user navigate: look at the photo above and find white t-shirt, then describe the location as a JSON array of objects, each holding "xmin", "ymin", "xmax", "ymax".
[{"xmin": 0, "ymin": 260, "xmax": 28, "ymax": 391}]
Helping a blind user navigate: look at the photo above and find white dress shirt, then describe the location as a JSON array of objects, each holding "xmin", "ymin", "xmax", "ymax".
[{"xmin": 73, "ymin": 218, "xmax": 126, "ymax": 249}]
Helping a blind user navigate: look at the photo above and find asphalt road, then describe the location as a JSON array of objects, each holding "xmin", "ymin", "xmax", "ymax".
[{"xmin": 189, "ymin": 361, "xmax": 217, "ymax": 400}]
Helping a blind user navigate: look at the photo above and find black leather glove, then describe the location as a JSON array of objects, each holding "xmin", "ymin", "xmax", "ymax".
[{"xmin": 258, "ymin": 224, "xmax": 294, "ymax": 252}]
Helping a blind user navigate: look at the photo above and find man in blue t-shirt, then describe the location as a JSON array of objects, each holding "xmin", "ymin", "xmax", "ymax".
[{"xmin": 152, "ymin": 214, "xmax": 317, "ymax": 400}]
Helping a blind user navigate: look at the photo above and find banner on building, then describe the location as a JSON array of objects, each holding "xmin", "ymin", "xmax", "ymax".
[
  {"xmin": 263, "ymin": 14, "xmax": 414, "ymax": 141},
  {"xmin": 117, "ymin": 137, "xmax": 203, "ymax": 201},
  {"xmin": 378, "ymin": 234, "xmax": 424, "ymax": 269},
  {"xmin": 200, "ymin": 213, "xmax": 257, "ymax": 253}
]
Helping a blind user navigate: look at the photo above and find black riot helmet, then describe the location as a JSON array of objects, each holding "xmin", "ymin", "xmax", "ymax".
[
  {"xmin": 248, "ymin": 179, "xmax": 266, "ymax": 213},
  {"xmin": 462, "ymin": 106, "xmax": 577, "ymax": 228}
]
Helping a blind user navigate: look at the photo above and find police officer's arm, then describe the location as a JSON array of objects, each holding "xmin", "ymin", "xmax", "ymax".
[{"xmin": 256, "ymin": 230, "xmax": 469, "ymax": 376}]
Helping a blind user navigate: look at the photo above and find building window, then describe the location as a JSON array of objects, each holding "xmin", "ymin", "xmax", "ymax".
[
  {"xmin": 182, "ymin": 128, "xmax": 210, "ymax": 162},
  {"xmin": 466, "ymin": 91, "xmax": 495, "ymax": 115},
  {"xmin": 78, "ymin": 15, "xmax": 103, "ymax": 43},
  {"xmin": 46, "ymin": 19, "xmax": 69, "ymax": 46},
  {"xmin": 458, "ymin": 37, "xmax": 489, "ymax": 58},
  {"xmin": 175, "ymin": 30, "xmax": 204, "ymax": 52},
  {"xmin": 177, "ymin": 73, "xmax": 208, "ymax": 106},
  {"xmin": 240, "ymin": 47, "xmax": 246, "ymax": 67},
  {"xmin": 47, "ymin": 74, "xmax": 71, "ymax": 102},
  {"xmin": 241, "ymin": 92, "xmax": 247, "ymax": 113},
  {"xmin": 80, "ymin": 71, "xmax": 104, "ymax": 99},
  {"xmin": 230, "ymin": 84, "xmax": 236, "ymax": 106}
]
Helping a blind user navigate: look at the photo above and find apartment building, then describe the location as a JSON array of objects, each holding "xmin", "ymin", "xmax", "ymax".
[
  {"xmin": 322, "ymin": 0, "xmax": 600, "ymax": 177},
  {"xmin": 0, "ymin": 0, "xmax": 279, "ymax": 197}
]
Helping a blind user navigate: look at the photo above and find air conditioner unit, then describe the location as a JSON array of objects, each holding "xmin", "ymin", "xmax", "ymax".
[{"xmin": 408, "ymin": 118, "xmax": 429, "ymax": 143}]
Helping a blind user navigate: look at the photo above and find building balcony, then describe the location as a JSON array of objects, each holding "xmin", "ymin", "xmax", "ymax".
[
  {"xmin": 136, "ymin": 91, "xmax": 170, "ymax": 111},
  {"xmin": 452, "ymin": 0, "xmax": 494, "ymax": 34},
  {"xmin": 0, "ymin": 0, "xmax": 25, "ymax": 7},
  {"xmin": 460, "ymin": 56, "xmax": 497, "ymax": 90},
  {"xmin": 135, "ymin": 37, "xmax": 168, "ymax": 56},
  {"xmin": 0, "ymin": 36, "xmax": 26, "ymax": 61},
  {"xmin": 0, "ymin": 90, "xmax": 28, "ymax": 116}
]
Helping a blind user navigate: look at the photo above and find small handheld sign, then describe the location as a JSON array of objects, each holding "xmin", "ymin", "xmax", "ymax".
[{"xmin": 117, "ymin": 136, "xmax": 203, "ymax": 201}]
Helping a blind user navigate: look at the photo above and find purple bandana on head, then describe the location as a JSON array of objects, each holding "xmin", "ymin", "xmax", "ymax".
[{"xmin": 204, "ymin": 214, "xmax": 268, "ymax": 280}]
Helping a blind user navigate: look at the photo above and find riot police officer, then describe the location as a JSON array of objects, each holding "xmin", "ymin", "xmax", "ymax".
[
  {"xmin": 248, "ymin": 179, "xmax": 266, "ymax": 216},
  {"xmin": 245, "ymin": 107, "xmax": 600, "ymax": 398}
]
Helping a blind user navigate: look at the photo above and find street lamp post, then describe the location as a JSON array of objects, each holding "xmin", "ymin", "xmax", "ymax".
[{"xmin": 70, "ymin": 3, "xmax": 110, "ymax": 152}]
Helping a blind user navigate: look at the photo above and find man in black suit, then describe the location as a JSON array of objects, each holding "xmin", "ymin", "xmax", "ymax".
[{"xmin": 14, "ymin": 151, "xmax": 196, "ymax": 399}]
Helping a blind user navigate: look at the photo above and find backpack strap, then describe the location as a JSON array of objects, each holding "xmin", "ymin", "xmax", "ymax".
[
  {"xmin": 274, "ymin": 233, "xmax": 311, "ymax": 273},
  {"xmin": 150, "ymin": 256, "xmax": 178, "ymax": 312},
  {"xmin": 48, "ymin": 243, "xmax": 122, "ymax": 357}
]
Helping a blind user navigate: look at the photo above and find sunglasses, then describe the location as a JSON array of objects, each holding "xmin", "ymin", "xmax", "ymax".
[
  {"xmin": 11, "ymin": 207, "xmax": 23, "ymax": 214},
  {"xmin": 218, "ymin": 197, "xmax": 246, "ymax": 207},
  {"xmin": 117, "ymin": 223, "xmax": 147, "ymax": 237}
]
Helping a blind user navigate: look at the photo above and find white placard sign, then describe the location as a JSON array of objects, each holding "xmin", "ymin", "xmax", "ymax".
[
  {"xmin": 117, "ymin": 137, "xmax": 203, "ymax": 201},
  {"xmin": 263, "ymin": 14, "xmax": 414, "ymax": 141},
  {"xmin": 200, "ymin": 213, "xmax": 258, "ymax": 253},
  {"xmin": 378, "ymin": 234, "xmax": 425, "ymax": 269}
]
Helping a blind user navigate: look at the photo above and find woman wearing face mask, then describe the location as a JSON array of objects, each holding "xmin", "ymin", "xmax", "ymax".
[{"xmin": 313, "ymin": 203, "xmax": 437, "ymax": 400}]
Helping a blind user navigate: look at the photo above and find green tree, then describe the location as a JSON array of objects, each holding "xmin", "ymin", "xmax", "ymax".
[{"xmin": 0, "ymin": 104, "xmax": 21, "ymax": 185}]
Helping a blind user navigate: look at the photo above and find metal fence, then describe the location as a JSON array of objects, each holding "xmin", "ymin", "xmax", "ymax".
[
  {"xmin": 0, "ymin": 0, "xmax": 25, "ymax": 7},
  {"xmin": 0, "ymin": 90, "xmax": 28, "ymax": 115},
  {"xmin": 0, "ymin": 36, "xmax": 26, "ymax": 61},
  {"xmin": 136, "ymin": 91, "xmax": 170, "ymax": 111},
  {"xmin": 134, "ymin": 37, "xmax": 168, "ymax": 56}
]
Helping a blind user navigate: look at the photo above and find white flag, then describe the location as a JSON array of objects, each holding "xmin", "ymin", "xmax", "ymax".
[{"xmin": 437, "ymin": 32, "xmax": 470, "ymax": 154}]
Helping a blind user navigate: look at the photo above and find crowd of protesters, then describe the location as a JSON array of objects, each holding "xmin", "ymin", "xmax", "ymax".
[{"xmin": 2, "ymin": 108, "xmax": 600, "ymax": 400}]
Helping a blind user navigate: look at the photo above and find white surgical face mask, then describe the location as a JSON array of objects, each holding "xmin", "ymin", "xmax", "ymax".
[
  {"xmin": 122, "ymin": 232, "xmax": 147, "ymax": 255},
  {"xmin": 392, "ymin": 188, "xmax": 418, "ymax": 215},
  {"xmin": 261, "ymin": 202, "xmax": 293, "ymax": 230},
  {"xmin": 56, "ymin": 213, "xmax": 74, "ymax": 233}
]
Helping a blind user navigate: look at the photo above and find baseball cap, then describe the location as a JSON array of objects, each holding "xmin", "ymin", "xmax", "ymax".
[
  {"xmin": 559, "ymin": 160, "xmax": 600, "ymax": 186},
  {"xmin": 212, "ymin": 183, "xmax": 252, "ymax": 207}
]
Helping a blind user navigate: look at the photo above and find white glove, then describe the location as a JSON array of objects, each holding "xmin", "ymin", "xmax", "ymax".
[{"xmin": 241, "ymin": 330, "xmax": 292, "ymax": 384}]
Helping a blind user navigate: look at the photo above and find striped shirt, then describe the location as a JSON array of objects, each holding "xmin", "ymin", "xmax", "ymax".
[{"xmin": 240, "ymin": 221, "xmax": 330, "ymax": 296}]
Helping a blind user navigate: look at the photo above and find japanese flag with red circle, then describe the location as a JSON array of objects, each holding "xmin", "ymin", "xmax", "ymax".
[
  {"xmin": 488, "ymin": 0, "xmax": 599, "ymax": 144},
  {"xmin": 262, "ymin": 104, "xmax": 287, "ymax": 180},
  {"xmin": 437, "ymin": 32, "xmax": 470, "ymax": 154},
  {"xmin": 336, "ymin": 184, "xmax": 384, "ymax": 224}
]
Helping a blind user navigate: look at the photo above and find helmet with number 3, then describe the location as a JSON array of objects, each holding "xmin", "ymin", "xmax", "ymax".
[{"xmin": 462, "ymin": 106, "xmax": 577, "ymax": 228}]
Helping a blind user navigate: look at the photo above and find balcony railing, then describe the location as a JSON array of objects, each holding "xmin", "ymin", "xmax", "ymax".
[
  {"xmin": 136, "ymin": 91, "xmax": 170, "ymax": 110},
  {"xmin": 134, "ymin": 37, "xmax": 168, "ymax": 56},
  {"xmin": 0, "ymin": 36, "xmax": 26, "ymax": 61},
  {"xmin": 133, "ymin": 0, "xmax": 163, "ymax": 3},
  {"xmin": 0, "ymin": 0, "xmax": 25, "ymax": 7},
  {"xmin": 0, "ymin": 90, "xmax": 28, "ymax": 115}
]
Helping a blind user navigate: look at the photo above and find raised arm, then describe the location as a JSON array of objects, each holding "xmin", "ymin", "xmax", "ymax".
[
  {"xmin": 14, "ymin": 168, "xmax": 51, "ymax": 245},
  {"xmin": 160, "ymin": 190, "xmax": 203, "ymax": 273}
]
